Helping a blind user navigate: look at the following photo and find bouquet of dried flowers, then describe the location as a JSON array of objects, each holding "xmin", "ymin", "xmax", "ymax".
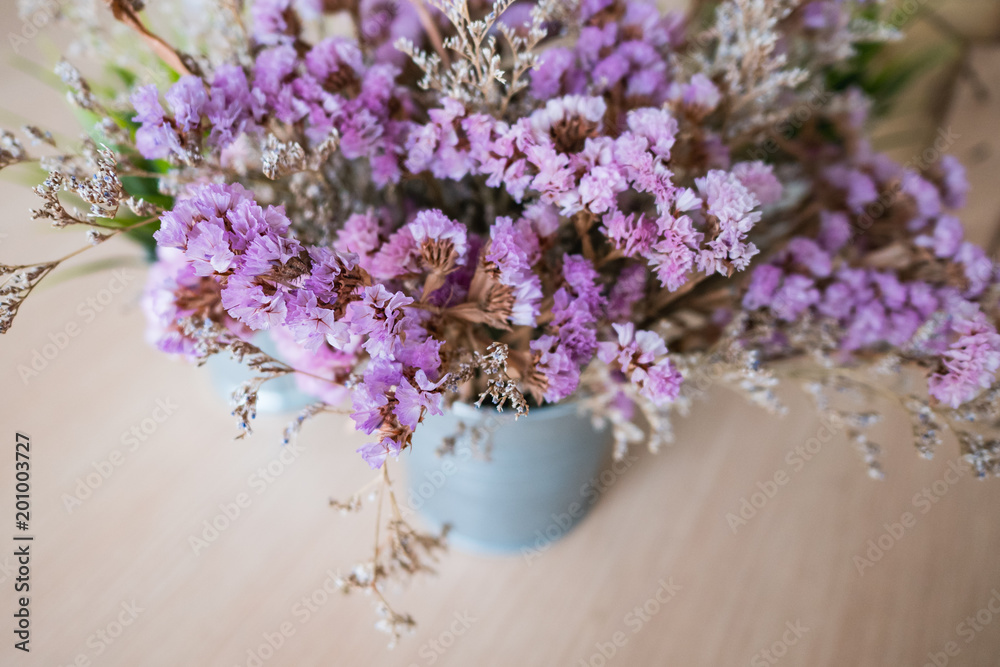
[{"xmin": 4, "ymin": 0, "xmax": 999, "ymax": 642}]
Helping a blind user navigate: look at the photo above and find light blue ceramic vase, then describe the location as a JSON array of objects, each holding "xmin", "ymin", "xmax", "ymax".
[{"xmin": 405, "ymin": 401, "xmax": 612, "ymax": 553}]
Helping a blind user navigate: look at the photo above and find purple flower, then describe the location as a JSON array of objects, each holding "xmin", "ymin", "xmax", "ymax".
[
  {"xmin": 131, "ymin": 85, "xmax": 180, "ymax": 160},
  {"xmin": 597, "ymin": 323, "xmax": 681, "ymax": 406},
  {"xmin": 394, "ymin": 371, "xmax": 444, "ymax": 429},
  {"xmin": 915, "ymin": 215, "xmax": 963, "ymax": 259},
  {"xmin": 408, "ymin": 209, "xmax": 469, "ymax": 265},
  {"xmin": 206, "ymin": 64, "xmax": 263, "ymax": 148},
  {"xmin": 369, "ymin": 227, "xmax": 420, "ymax": 281},
  {"xmin": 154, "ymin": 182, "xmax": 257, "ymax": 252},
  {"xmin": 817, "ymin": 210, "xmax": 852, "ymax": 252},
  {"xmin": 902, "ymin": 170, "xmax": 942, "ymax": 220},
  {"xmin": 842, "ymin": 301, "xmax": 890, "ymax": 351},
  {"xmin": 743, "ymin": 264, "xmax": 784, "ymax": 311},
  {"xmin": 938, "ymin": 155, "xmax": 969, "ymax": 209},
  {"xmin": 186, "ymin": 221, "xmax": 236, "ymax": 275},
  {"xmin": 955, "ymin": 242, "xmax": 994, "ymax": 297},
  {"xmin": 359, "ymin": 0, "xmax": 422, "ymax": 67},
  {"xmin": 395, "ymin": 337, "xmax": 444, "ymax": 377},
  {"xmin": 561, "ymin": 254, "xmax": 605, "ymax": 317},
  {"xmin": 818, "ymin": 281, "xmax": 855, "ymax": 320},
  {"xmin": 221, "ymin": 273, "xmax": 289, "ymax": 330},
  {"xmin": 929, "ymin": 309, "xmax": 1000, "ymax": 408},
  {"xmin": 531, "ymin": 47, "xmax": 577, "ymax": 100},
  {"xmin": 357, "ymin": 437, "xmax": 403, "ymax": 470},
  {"xmin": 825, "ymin": 166, "xmax": 877, "ymax": 211},
  {"xmin": 286, "ymin": 291, "xmax": 350, "ymax": 351},
  {"xmin": 487, "ymin": 215, "xmax": 539, "ymax": 270},
  {"xmin": 695, "ymin": 169, "xmax": 762, "ymax": 274},
  {"xmin": 334, "ymin": 211, "xmax": 384, "ymax": 261},
  {"xmin": 602, "ymin": 210, "xmax": 658, "ymax": 257},
  {"xmin": 732, "ymin": 161, "xmax": 782, "ymax": 207},
  {"xmin": 165, "ymin": 76, "xmax": 208, "ymax": 133},
  {"xmin": 672, "ymin": 73, "xmax": 721, "ymax": 114},
  {"xmin": 771, "ymin": 274, "xmax": 819, "ymax": 322},
  {"xmin": 649, "ymin": 227, "xmax": 696, "ymax": 292},
  {"xmin": 786, "ymin": 238, "xmax": 832, "ymax": 278},
  {"xmin": 348, "ymin": 285, "xmax": 414, "ymax": 359},
  {"xmin": 626, "ymin": 107, "xmax": 677, "ymax": 159},
  {"xmin": 253, "ymin": 45, "xmax": 307, "ymax": 124},
  {"xmin": 530, "ymin": 335, "xmax": 580, "ymax": 403},
  {"xmin": 141, "ymin": 247, "xmax": 249, "ymax": 359},
  {"xmin": 252, "ymin": 0, "xmax": 301, "ymax": 45},
  {"xmin": 579, "ymin": 164, "xmax": 628, "ymax": 214},
  {"xmin": 305, "ymin": 36, "xmax": 364, "ymax": 85}
]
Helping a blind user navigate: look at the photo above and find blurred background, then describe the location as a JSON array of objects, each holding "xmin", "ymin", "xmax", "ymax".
[{"xmin": 2, "ymin": 1, "xmax": 1000, "ymax": 665}]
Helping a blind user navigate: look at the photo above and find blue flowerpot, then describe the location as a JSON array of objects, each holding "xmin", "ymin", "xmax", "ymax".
[{"xmin": 405, "ymin": 401, "xmax": 612, "ymax": 553}]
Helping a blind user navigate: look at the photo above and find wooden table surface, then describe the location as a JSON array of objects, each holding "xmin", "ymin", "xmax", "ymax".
[{"xmin": 2, "ymin": 3, "xmax": 1000, "ymax": 666}]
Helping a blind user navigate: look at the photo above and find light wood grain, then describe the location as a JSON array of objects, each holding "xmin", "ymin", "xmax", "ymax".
[{"xmin": 2, "ymin": 4, "xmax": 1000, "ymax": 667}]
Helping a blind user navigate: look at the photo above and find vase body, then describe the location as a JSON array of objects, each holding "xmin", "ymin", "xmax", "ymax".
[{"xmin": 406, "ymin": 401, "xmax": 611, "ymax": 553}]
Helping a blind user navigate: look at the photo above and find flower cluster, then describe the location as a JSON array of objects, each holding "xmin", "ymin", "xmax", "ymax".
[{"xmin": 5, "ymin": 0, "xmax": 1000, "ymax": 640}]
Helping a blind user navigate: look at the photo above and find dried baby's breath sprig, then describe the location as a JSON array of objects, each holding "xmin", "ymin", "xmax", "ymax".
[
  {"xmin": 579, "ymin": 364, "xmax": 646, "ymax": 460},
  {"xmin": 0, "ymin": 131, "xmax": 27, "ymax": 169},
  {"xmin": 55, "ymin": 60, "xmax": 100, "ymax": 112},
  {"xmin": 261, "ymin": 130, "xmax": 341, "ymax": 180},
  {"xmin": 262, "ymin": 134, "xmax": 307, "ymax": 180},
  {"xmin": 953, "ymin": 380, "xmax": 1000, "ymax": 424},
  {"xmin": 904, "ymin": 396, "xmax": 946, "ymax": 460},
  {"xmin": 124, "ymin": 196, "xmax": 161, "ymax": 218},
  {"xmin": 0, "ymin": 262, "xmax": 58, "ymax": 334},
  {"xmin": 494, "ymin": 0, "xmax": 578, "ymax": 115},
  {"xmin": 177, "ymin": 317, "xmax": 297, "ymax": 437},
  {"xmin": 688, "ymin": 0, "xmax": 809, "ymax": 142},
  {"xmin": 373, "ymin": 601, "xmax": 417, "ymax": 649},
  {"xmin": 0, "ymin": 212, "xmax": 156, "ymax": 334},
  {"xmin": 282, "ymin": 401, "xmax": 330, "ymax": 446},
  {"xmin": 22, "ymin": 125, "xmax": 55, "ymax": 148},
  {"xmin": 958, "ymin": 432, "xmax": 1000, "ymax": 479},
  {"xmin": 329, "ymin": 494, "xmax": 363, "ymax": 513},
  {"xmin": 230, "ymin": 377, "xmax": 266, "ymax": 438},
  {"xmin": 397, "ymin": 0, "xmax": 565, "ymax": 114},
  {"xmin": 848, "ymin": 420, "xmax": 885, "ymax": 480},
  {"xmin": 472, "ymin": 342, "xmax": 529, "ymax": 417},
  {"xmin": 86, "ymin": 229, "xmax": 111, "ymax": 245},
  {"xmin": 31, "ymin": 146, "xmax": 124, "ymax": 225},
  {"xmin": 334, "ymin": 464, "xmax": 448, "ymax": 646}
]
